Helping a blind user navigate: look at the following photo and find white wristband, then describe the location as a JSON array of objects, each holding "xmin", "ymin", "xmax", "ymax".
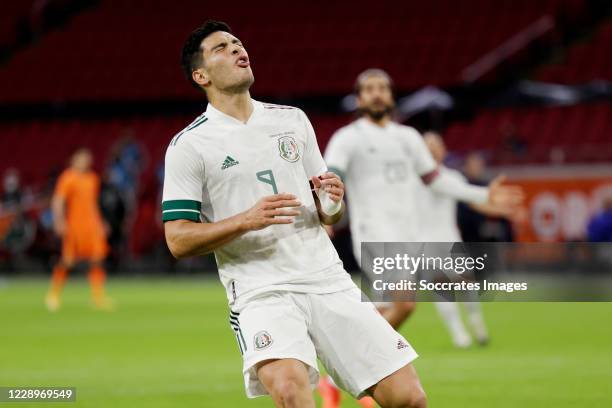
[{"xmin": 317, "ymin": 187, "xmax": 342, "ymax": 216}]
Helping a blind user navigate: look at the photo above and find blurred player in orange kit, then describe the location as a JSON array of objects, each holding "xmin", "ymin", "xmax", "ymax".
[{"xmin": 45, "ymin": 148, "xmax": 114, "ymax": 311}]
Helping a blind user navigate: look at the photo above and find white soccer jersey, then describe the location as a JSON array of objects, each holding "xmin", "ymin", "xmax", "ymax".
[
  {"xmin": 416, "ymin": 166, "xmax": 464, "ymax": 242},
  {"xmin": 162, "ymin": 100, "xmax": 354, "ymax": 308},
  {"xmin": 324, "ymin": 118, "xmax": 437, "ymax": 259}
]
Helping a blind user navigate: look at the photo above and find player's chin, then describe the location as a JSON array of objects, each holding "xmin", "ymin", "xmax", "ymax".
[
  {"xmin": 364, "ymin": 106, "xmax": 390, "ymax": 119},
  {"xmin": 227, "ymin": 74, "xmax": 254, "ymax": 93},
  {"xmin": 236, "ymin": 70, "xmax": 255, "ymax": 87}
]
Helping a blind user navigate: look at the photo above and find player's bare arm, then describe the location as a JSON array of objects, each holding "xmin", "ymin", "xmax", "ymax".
[
  {"xmin": 311, "ymin": 172, "xmax": 345, "ymax": 225},
  {"xmin": 426, "ymin": 169, "xmax": 525, "ymax": 211},
  {"xmin": 51, "ymin": 195, "xmax": 66, "ymax": 237},
  {"xmin": 164, "ymin": 193, "xmax": 301, "ymax": 258},
  {"xmin": 470, "ymin": 199, "xmax": 529, "ymax": 224}
]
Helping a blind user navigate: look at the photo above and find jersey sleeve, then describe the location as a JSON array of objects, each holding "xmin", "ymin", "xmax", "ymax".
[
  {"xmin": 298, "ymin": 109, "xmax": 328, "ymax": 178},
  {"xmin": 448, "ymin": 168, "xmax": 467, "ymax": 183},
  {"xmin": 404, "ymin": 128, "xmax": 438, "ymax": 181},
  {"xmin": 324, "ymin": 128, "xmax": 353, "ymax": 180},
  {"xmin": 161, "ymin": 141, "xmax": 204, "ymax": 223},
  {"xmin": 428, "ymin": 168, "xmax": 488, "ymax": 204}
]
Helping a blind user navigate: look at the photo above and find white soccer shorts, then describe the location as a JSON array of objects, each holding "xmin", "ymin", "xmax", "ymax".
[{"xmin": 228, "ymin": 285, "xmax": 418, "ymax": 398}]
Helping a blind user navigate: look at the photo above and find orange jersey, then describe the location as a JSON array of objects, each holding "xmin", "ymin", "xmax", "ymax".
[{"xmin": 54, "ymin": 169, "xmax": 107, "ymax": 261}]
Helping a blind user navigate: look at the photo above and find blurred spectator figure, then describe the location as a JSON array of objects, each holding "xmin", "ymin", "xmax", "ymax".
[
  {"xmin": 549, "ymin": 146, "xmax": 566, "ymax": 165},
  {"xmin": 156, "ymin": 163, "xmax": 165, "ymax": 229},
  {"xmin": 457, "ymin": 153, "xmax": 515, "ymax": 242},
  {"xmin": 2, "ymin": 169, "xmax": 22, "ymax": 209},
  {"xmin": 464, "ymin": 152, "xmax": 487, "ymax": 183},
  {"xmin": 2, "ymin": 208, "xmax": 36, "ymax": 262},
  {"xmin": 500, "ymin": 122, "xmax": 528, "ymax": 158},
  {"xmin": 99, "ymin": 171, "xmax": 127, "ymax": 271},
  {"xmin": 108, "ymin": 131, "xmax": 145, "ymax": 211},
  {"xmin": 587, "ymin": 198, "xmax": 612, "ymax": 242}
]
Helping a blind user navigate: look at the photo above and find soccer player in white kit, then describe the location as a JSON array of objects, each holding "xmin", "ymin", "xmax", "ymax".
[
  {"xmin": 324, "ymin": 69, "xmax": 523, "ymax": 326},
  {"xmin": 419, "ymin": 132, "xmax": 518, "ymax": 348},
  {"xmin": 163, "ymin": 21, "xmax": 426, "ymax": 408},
  {"xmin": 321, "ymin": 69, "xmax": 523, "ymax": 406}
]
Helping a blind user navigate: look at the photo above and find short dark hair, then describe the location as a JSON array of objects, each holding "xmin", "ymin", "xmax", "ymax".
[{"xmin": 181, "ymin": 20, "xmax": 232, "ymax": 90}]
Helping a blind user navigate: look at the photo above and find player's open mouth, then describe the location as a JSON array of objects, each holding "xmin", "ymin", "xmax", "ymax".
[{"xmin": 236, "ymin": 56, "xmax": 250, "ymax": 68}]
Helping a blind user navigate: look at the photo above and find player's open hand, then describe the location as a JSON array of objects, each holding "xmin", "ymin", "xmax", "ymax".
[
  {"xmin": 488, "ymin": 174, "xmax": 525, "ymax": 209},
  {"xmin": 241, "ymin": 194, "xmax": 302, "ymax": 231},
  {"xmin": 312, "ymin": 172, "xmax": 344, "ymax": 202}
]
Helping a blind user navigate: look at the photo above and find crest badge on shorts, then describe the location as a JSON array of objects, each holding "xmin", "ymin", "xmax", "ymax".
[
  {"xmin": 254, "ymin": 331, "xmax": 273, "ymax": 350},
  {"xmin": 278, "ymin": 136, "xmax": 300, "ymax": 162}
]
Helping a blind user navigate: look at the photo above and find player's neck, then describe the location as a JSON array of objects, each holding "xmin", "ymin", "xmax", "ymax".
[
  {"xmin": 364, "ymin": 114, "xmax": 391, "ymax": 128},
  {"xmin": 207, "ymin": 91, "xmax": 254, "ymax": 124}
]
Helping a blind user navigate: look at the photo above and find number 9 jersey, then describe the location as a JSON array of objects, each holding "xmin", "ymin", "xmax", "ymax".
[{"xmin": 161, "ymin": 100, "xmax": 354, "ymax": 308}]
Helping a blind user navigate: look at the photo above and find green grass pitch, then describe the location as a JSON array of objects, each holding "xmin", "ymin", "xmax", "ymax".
[{"xmin": 0, "ymin": 278, "xmax": 611, "ymax": 407}]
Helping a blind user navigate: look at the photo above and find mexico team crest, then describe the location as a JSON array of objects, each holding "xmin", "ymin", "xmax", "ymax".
[
  {"xmin": 278, "ymin": 136, "xmax": 300, "ymax": 162},
  {"xmin": 254, "ymin": 331, "xmax": 273, "ymax": 350}
]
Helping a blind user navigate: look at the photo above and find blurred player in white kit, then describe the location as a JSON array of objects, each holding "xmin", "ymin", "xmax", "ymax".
[
  {"xmin": 320, "ymin": 69, "xmax": 523, "ymax": 407},
  {"xmin": 419, "ymin": 132, "xmax": 522, "ymax": 348}
]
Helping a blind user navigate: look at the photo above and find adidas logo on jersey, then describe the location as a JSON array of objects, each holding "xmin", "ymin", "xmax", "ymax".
[
  {"xmin": 221, "ymin": 156, "xmax": 239, "ymax": 170},
  {"xmin": 397, "ymin": 339, "xmax": 409, "ymax": 349}
]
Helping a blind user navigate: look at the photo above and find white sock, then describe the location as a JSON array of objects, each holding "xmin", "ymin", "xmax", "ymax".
[
  {"xmin": 463, "ymin": 301, "xmax": 489, "ymax": 342},
  {"xmin": 435, "ymin": 302, "xmax": 472, "ymax": 348}
]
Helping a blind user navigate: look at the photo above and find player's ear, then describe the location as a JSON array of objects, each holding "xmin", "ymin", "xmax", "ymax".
[{"xmin": 192, "ymin": 68, "xmax": 210, "ymax": 88}]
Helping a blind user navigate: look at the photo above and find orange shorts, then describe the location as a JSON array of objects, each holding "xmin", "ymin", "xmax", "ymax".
[{"xmin": 62, "ymin": 230, "xmax": 108, "ymax": 263}]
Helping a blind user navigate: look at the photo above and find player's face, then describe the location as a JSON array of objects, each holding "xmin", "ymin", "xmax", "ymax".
[
  {"xmin": 357, "ymin": 75, "xmax": 394, "ymax": 121},
  {"xmin": 197, "ymin": 31, "xmax": 254, "ymax": 94},
  {"xmin": 464, "ymin": 154, "xmax": 485, "ymax": 179},
  {"xmin": 72, "ymin": 151, "xmax": 93, "ymax": 172}
]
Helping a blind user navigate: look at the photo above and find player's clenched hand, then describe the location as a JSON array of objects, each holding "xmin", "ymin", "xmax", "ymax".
[
  {"xmin": 240, "ymin": 194, "xmax": 302, "ymax": 231},
  {"xmin": 312, "ymin": 172, "xmax": 344, "ymax": 202},
  {"xmin": 488, "ymin": 174, "xmax": 525, "ymax": 209}
]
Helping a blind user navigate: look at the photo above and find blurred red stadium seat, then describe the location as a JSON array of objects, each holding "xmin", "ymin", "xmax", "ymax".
[
  {"xmin": 0, "ymin": 0, "xmax": 587, "ymax": 103},
  {"xmin": 536, "ymin": 21, "xmax": 612, "ymax": 83},
  {"xmin": 444, "ymin": 102, "xmax": 612, "ymax": 163}
]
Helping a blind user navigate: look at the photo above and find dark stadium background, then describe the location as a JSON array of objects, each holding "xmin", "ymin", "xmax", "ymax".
[
  {"xmin": 1, "ymin": 0, "xmax": 612, "ymax": 275},
  {"xmin": 1, "ymin": 2, "xmax": 612, "ymax": 408}
]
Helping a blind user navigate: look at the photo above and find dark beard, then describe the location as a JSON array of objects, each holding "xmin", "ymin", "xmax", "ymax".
[{"xmin": 360, "ymin": 105, "xmax": 393, "ymax": 122}]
